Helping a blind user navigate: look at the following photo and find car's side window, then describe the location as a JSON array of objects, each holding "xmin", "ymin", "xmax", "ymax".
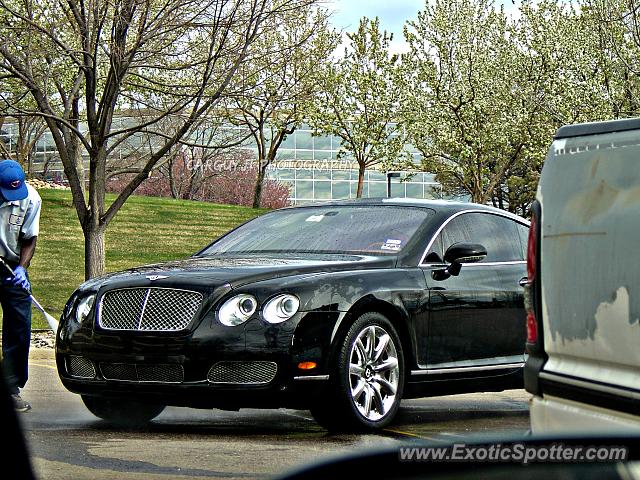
[
  {"xmin": 424, "ymin": 234, "xmax": 444, "ymax": 263},
  {"xmin": 487, "ymin": 215, "xmax": 525, "ymax": 262},
  {"xmin": 517, "ymin": 222, "xmax": 529, "ymax": 260},
  {"xmin": 434, "ymin": 212, "xmax": 524, "ymax": 263}
]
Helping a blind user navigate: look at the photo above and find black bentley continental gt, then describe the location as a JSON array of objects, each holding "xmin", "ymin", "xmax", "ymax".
[{"xmin": 56, "ymin": 199, "xmax": 529, "ymax": 431}]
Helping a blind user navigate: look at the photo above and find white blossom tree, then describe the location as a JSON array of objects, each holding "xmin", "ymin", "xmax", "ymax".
[
  {"xmin": 224, "ymin": 5, "xmax": 338, "ymax": 208},
  {"xmin": 399, "ymin": 0, "xmax": 552, "ymax": 206},
  {"xmin": 0, "ymin": 0, "xmax": 319, "ymax": 278},
  {"xmin": 308, "ymin": 17, "xmax": 408, "ymax": 198}
]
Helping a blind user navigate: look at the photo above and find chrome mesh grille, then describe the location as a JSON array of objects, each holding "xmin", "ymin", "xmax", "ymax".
[
  {"xmin": 100, "ymin": 363, "xmax": 184, "ymax": 383},
  {"xmin": 100, "ymin": 288, "xmax": 146, "ymax": 330},
  {"xmin": 99, "ymin": 288, "xmax": 203, "ymax": 331},
  {"xmin": 207, "ymin": 361, "xmax": 278, "ymax": 385},
  {"xmin": 66, "ymin": 356, "xmax": 96, "ymax": 379}
]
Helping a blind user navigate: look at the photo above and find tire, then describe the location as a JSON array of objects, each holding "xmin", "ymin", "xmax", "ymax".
[
  {"xmin": 81, "ymin": 395, "xmax": 165, "ymax": 425},
  {"xmin": 311, "ymin": 312, "xmax": 404, "ymax": 432}
]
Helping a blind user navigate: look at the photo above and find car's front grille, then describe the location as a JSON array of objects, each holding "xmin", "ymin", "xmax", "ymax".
[
  {"xmin": 99, "ymin": 363, "xmax": 184, "ymax": 383},
  {"xmin": 66, "ymin": 355, "xmax": 96, "ymax": 379},
  {"xmin": 207, "ymin": 361, "xmax": 278, "ymax": 385},
  {"xmin": 98, "ymin": 287, "xmax": 203, "ymax": 332}
]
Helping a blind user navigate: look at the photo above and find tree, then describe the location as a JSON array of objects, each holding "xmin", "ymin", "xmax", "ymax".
[
  {"xmin": 163, "ymin": 121, "xmax": 247, "ymax": 201},
  {"xmin": 0, "ymin": 89, "xmax": 47, "ymax": 174},
  {"xmin": 400, "ymin": 0, "xmax": 554, "ymax": 207},
  {"xmin": 102, "ymin": 114, "xmax": 249, "ymax": 200},
  {"xmin": 396, "ymin": 0, "xmax": 640, "ymax": 214},
  {"xmin": 224, "ymin": 5, "xmax": 338, "ymax": 208},
  {"xmin": 517, "ymin": 0, "xmax": 616, "ymax": 125},
  {"xmin": 0, "ymin": 0, "xmax": 318, "ymax": 279},
  {"xmin": 505, "ymin": 0, "xmax": 640, "ymax": 214},
  {"xmin": 308, "ymin": 17, "xmax": 407, "ymax": 198},
  {"xmin": 579, "ymin": 0, "xmax": 640, "ymax": 118},
  {"xmin": 4, "ymin": 117, "xmax": 48, "ymax": 175}
]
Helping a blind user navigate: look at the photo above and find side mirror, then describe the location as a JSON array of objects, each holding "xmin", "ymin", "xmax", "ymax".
[
  {"xmin": 433, "ymin": 243, "xmax": 487, "ymax": 281},
  {"xmin": 443, "ymin": 243, "xmax": 487, "ymax": 265}
]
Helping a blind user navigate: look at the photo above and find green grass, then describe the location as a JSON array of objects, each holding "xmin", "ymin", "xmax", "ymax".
[{"xmin": 9, "ymin": 190, "xmax": 267, "ymax": 329}]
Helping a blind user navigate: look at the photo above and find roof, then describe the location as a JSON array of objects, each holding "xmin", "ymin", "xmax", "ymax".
[
  {"xmin": 554, "ymin": 117, "xmax": 640, "ymax": 139},
  {"xmin": 285, "ymin": 197, "xmax": 527, "ymax": 222}
]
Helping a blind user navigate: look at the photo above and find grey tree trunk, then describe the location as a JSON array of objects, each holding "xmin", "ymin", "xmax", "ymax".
[
  {"xmin": 356, "ymin": 164, "xmax": 366, "ymax": 198},
  {"xmin": 252, "ymin": 164, "xmax": 267, "ymax": 208},
  {"xmin": 84, "ymin": 223, "xmax": 106, "ymax": 280}
]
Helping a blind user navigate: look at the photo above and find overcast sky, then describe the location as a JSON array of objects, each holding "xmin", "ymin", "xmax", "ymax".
[{"xmin": 326, "ymin": 0, "xmax": 520, "ymax": 52}]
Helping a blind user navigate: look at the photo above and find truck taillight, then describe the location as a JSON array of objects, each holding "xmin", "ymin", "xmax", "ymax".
[
  {"xmin": 527, "ymin": 214, "xmax": 537, "ymax": 282},
  {"xmin": 526, "ymin": 212, "xmax": 538, "ymax": 344},
  {"xmin": 526, "ymin": 311, "xmax": 538, "ymax": 343}
]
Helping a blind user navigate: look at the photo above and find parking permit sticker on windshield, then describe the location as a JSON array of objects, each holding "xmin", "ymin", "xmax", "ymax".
[
  {"xmin": 381, "ymin": 239, "xmax": 402, "ymax": 251},
  {"xmin": 305, "ymin": 215, "xmax": 325, "ymax": 222}
]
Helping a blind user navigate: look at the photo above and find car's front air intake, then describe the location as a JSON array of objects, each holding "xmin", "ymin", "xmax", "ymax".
[
  {"xmin": 207, "ymin": 361, "xmax": 278, "ymax": 384},
  {"xmin": 100, "ymin": 363, "xmax": 185, "ymax": 383},
  {"xmin": 98, "ymin": 287, "xmax": 203, "ymax": 332},
  {"xmin": 66, "ymin": 355, "xmax": 97, "ymax": 379}
]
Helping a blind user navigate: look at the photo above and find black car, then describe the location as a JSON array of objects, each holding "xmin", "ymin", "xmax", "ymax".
[{"xmin": 56, "ymin": 199, "xmax": 529, "ymax": 431}]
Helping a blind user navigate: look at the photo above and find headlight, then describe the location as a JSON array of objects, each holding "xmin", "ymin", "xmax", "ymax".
[
  {"xmin": 218, "ymin": 294, "xmax": 257, "ymax": 326},
  {"xmin": 75, "ymin": 294, "xmax": 96, "ymax": 324},
  {"xmin": 262, "ymin": 294, "xmax": 300, "ymax": 324}
]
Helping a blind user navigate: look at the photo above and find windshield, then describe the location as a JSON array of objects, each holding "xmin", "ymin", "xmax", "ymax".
[{"xmin": 198, "ymin": 206, "xmax": 431, "ymax": 256}]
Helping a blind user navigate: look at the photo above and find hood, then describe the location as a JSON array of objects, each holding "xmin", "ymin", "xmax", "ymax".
[{"xmin": 80, "ymin": 253, "xmax": 396, "ymax": 293}]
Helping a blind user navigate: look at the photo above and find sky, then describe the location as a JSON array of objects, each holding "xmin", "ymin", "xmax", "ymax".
[
  {"xmin": 326, "ymin": 0, "xmax": 520, "ymax": 53},
  {"xmin": 326, "ymin": 0, "xmax": 424, "ymax": 52}
]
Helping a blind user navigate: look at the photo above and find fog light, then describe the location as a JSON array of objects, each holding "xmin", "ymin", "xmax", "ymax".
[{"xmin": 298, "ymin": 361, "xmax": 317, "ymax": 370}]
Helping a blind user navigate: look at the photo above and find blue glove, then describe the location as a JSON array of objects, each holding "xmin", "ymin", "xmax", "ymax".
[{"xmin": 10, "ymin": 266, "xmax": 30, "ymax": 291}]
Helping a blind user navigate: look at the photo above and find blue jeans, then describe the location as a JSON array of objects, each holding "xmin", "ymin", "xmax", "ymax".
[{"xmin": 1, "ymin": 278, "xmax": 31, "ymax": 395}]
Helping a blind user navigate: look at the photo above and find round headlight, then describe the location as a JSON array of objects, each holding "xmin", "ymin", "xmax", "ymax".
[
  {"xmin": 263, "ymin": 294, "xmax": 300, "ymax": 324},
  {"xmin": 75, "ymin": 294, "xmax": 96, "ymax": 324},
  {"xmin": 218, "ymin": 294, "xmax": 257, "ymax": 326}
]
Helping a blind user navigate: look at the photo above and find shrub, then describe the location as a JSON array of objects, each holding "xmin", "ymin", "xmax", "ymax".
[{"xmin": 107, "ymin": 152, "xmax": 291, "ymax": 209}]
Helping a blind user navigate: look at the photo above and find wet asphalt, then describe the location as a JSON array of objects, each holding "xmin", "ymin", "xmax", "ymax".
[{"xmin": 19, "ymin": 349, "xmax": 530, "ymax": 480}]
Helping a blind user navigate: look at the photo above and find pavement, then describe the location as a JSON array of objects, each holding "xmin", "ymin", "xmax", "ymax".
[{"xmin": 18, "ymin": 347, "xmax": 531, "ymax": 480}]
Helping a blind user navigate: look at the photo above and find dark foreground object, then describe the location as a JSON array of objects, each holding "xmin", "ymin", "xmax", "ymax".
[
  {"xmin": 0, "ymin": 361, "xmax": 35, "ymax": 479},
  {"xmin": 276, "ymin": 435, "xmax": 640, "ymax": 480}
]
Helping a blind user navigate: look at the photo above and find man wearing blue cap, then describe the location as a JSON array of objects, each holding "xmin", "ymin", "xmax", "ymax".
[{"xmin": 0, "ymin": 160, "xmax": 41, "ymax": 412}]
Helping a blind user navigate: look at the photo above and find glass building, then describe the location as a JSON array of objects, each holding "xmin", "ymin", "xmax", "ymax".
[
  {"xmin": 252, "ymin": 125, "xmax": 443, "ymax": 204},
  {"xmin": 1, "ymin": 121, "xmax": 444, "ymax": 204},
  {"xmin": 267, "ymin": 165, "xmax": 442, "ymax": 204}
]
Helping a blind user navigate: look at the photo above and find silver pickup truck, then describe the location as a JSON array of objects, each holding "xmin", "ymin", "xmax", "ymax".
[{"xmin": 525, "ymin": 118, "xmax": 640, "ymax": 433}]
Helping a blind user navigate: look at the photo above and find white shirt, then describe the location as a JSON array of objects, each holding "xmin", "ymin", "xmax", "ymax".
[{"xmin": 0, "ymin": 184, "xmax": 41, "ymax": 263}]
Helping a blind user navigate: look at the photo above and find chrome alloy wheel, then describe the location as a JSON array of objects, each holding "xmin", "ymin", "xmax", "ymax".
[{"xmin": 348, "ymin": 325, "xmax": 400, "ymax": 422}]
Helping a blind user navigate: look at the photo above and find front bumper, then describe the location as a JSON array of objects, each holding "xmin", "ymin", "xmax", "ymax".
[{"xmin": 56, "ymin": 309, "xmax": 343, "ymax": 409}]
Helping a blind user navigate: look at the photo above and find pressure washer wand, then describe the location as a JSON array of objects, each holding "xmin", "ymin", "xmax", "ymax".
[{"xmin": 0, "ymin": 258, "xmax": 59, "ymax": 332}]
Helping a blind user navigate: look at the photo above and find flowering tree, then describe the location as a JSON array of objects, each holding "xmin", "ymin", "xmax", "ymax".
[
  {"xmin": 0, "ymin": 0, "xmax": 318, "ymax": 278},
  {"xmin": 308, "ymin": 17, "xmax": 408, "ymax": 198}
]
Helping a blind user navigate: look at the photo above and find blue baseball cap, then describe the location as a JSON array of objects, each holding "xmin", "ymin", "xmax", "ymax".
[{"xmin": 0, "ymin": 160, "xmax": 28, "ymax": 201}]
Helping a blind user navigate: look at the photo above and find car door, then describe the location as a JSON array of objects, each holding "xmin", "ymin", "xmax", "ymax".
[{"xmin": 420, "ymin": 211, "xmax": 527, "ymax": 368}]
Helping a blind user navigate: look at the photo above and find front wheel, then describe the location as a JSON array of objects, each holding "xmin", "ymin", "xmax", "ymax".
[
  {"xmin": 82, "ymin": 395, "xmax": 165, "ymax": 425},
  {"xmin": 311, "ymin": 312, "xmax": 404, "ymax": 431}
]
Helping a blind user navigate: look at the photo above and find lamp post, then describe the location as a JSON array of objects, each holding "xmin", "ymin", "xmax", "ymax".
[{"xmin": 386, "ymin": 171, "xmax": 401, "ymax": 198}]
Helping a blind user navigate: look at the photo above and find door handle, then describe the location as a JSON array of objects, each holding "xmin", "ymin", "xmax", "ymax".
[{"xmin": 518, "ymin": 277, "xmax": 530, "ymax": 288}]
